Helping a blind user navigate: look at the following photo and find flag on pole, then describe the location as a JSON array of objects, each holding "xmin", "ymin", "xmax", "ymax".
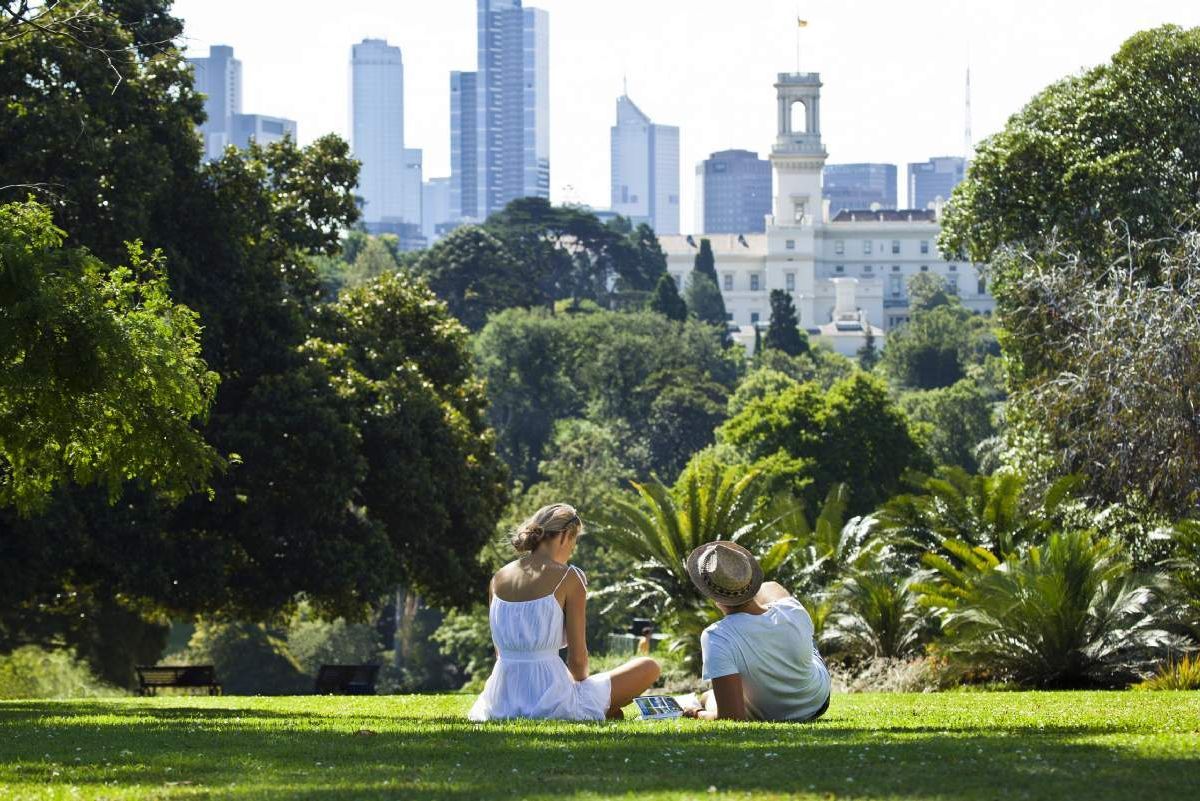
[{"xmin": 797, "ymin": 18, "xmax": 808, "ymax": 27}]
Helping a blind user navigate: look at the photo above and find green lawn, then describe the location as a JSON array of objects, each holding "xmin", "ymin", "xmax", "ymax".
[{"xmin": 0, "ymin": 692, "xmax": 1197, "ymax": 800}]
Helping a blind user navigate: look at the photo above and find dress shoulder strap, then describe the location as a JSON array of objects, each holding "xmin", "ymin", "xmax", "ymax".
[{"xmin": 552, "ymin": 564, "xmax": 586, "ymax": 593}]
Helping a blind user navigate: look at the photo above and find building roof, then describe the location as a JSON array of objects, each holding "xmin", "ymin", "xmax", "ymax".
[{"xmin": 831, "ymin": 209, "xmax": 936, "ymax": 223}]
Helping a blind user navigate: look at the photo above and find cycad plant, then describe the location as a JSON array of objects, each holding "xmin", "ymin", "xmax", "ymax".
[
  {"xmin": 877, "ymin": 467, "xmax": 1082, "ymax": 556},
  {"xmin": 937, "ymin": 530, "xmax": 1179, "ymax": 687},
  {"xmin": 822, "ymin": 559, "xmax": 929, "ymax": 660},
  {"xmin": 591, "ymin": 463, "xmax": 796, "ymax": 668}
]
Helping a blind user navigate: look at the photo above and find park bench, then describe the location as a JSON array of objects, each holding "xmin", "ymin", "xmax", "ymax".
[
  {"xmin": 314, "ymin": 664, "xmax": 380, "ymax": 695},
  {"xmin": 136, "ymin": 665, "xmax": 222, "ymax": 696}
]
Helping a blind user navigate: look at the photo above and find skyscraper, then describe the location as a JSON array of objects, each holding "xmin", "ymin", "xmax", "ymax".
[
  {"xmin": 351, "ymin": 39, "xmax": 406, "ymax": 225},
  {"xmin": 907, "ymin": 156, "xmax": 966, "ymax": 210},
  {"xmin": 695, "ymin": 150, "xmax": 772, "ymax": 234},
  {"xmin": 450, "ymin": 0, "xmax": 549, "ymax": 222},
  {"xmin": 822, "ymin": 163, "xmax": 897, "ymax": 215},
  {"xmin": 610, "ymin": 94, "xmax": 680, "ymax": 235},
  {"xmin": 189, "ymin": 45, "xmax": 242, "ymax": 160},
  {"xmin": 188, "ymin": 45, "xmax": 296, "ymax": 160},
  {"xmin": 449, "ymin": 71, "xmax": 478, "ymax": 220}
]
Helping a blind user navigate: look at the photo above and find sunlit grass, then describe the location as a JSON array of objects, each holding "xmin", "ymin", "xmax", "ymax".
[{"xmin": 0, "ymin": 691, "xmax": 1197, "ymax": 800}]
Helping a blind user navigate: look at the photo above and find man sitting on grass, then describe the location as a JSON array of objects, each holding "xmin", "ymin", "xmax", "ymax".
[{"xmin": 682, "ymin": 541, "xmax": 831, "ymax": 722}]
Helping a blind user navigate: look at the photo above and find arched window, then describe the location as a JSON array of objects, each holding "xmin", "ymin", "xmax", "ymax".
[{"xmin": 789, "ymin": 99, "xmax": 808, "ymax": 134}]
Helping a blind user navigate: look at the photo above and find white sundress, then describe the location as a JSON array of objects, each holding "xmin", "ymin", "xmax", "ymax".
[{"xmin": 468, "ymin": 565, "xmax": 612, "ymax": 721}]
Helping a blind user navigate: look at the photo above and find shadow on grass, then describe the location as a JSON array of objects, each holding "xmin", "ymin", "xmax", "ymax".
[{"xmin": 0, "ymin": 700, "xmax": 1196, "ymax": 801}]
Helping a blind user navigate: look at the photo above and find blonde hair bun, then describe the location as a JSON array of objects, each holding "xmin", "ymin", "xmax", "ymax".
[{"xmin": 511, "ymin": 504, "xmax": 583, "ymax": 552}]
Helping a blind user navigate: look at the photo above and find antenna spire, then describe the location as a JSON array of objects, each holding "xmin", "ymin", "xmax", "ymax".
[{"xmin": 964, "ymin": 66, "xmax": 973, "ymax": 158}]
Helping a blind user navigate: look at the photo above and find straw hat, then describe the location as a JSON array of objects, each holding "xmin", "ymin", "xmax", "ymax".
[{"xmin": 685, "ymin": 541, "xmax": 763, "ymax": 607}]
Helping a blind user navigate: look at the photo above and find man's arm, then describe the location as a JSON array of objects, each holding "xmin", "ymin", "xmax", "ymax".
[
  {"xmin": 688, "ymin": 673, "xmax": 747, "ymax": 721},
  {"xmin": 755, "ymin": 581, "xmax": 793, "ymax": 606}
]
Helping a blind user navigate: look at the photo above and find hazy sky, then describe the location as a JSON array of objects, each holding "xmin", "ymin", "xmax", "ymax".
[{"xmin": 173, "ymin": 0, "xmax": 1200, "ymax": 214}]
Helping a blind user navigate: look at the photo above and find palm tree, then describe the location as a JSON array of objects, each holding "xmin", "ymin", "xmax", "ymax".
[
  {"xmin": 938, "ymin": 530, "xmax": 1180, "ymax": 687},
  {"xmin": 590, "ymin": 463, "xmax": 797, "ymax": 668}
]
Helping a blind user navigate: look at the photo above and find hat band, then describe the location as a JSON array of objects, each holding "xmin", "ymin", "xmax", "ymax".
[{"xmin": 701, "ymin": 569, "xmax": 752, "ymax": 598}]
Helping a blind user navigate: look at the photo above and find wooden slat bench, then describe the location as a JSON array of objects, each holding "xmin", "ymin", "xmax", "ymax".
[
  {"xmin": 314, "ymin": 664, "xmax": 380, "ymax": 695},
  {"xmin": 136, "ymin": 665, "xmax": 222, "ymax": 696}
]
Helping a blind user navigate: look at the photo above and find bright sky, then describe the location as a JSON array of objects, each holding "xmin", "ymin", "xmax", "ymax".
[{"xmin": 173, "ymin": 0, "xmax": 1200, "ymax": 215}]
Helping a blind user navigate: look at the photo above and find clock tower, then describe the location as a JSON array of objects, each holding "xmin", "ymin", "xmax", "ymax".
[{"xmin": 770, "ymin": 72, "xmax": 827, "ymax": 228}]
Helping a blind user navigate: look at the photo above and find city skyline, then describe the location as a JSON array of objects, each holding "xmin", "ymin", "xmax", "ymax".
[{"xmin": 173, "ymin": 0, "xmax": 1200, "ymax": 217}]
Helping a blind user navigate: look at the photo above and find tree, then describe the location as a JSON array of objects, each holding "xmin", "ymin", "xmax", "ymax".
[
  {"xmin": 941, "ymin": 26, "xmax": 1200, "ymax": 277},
  {"xmin": 647, "ymin": 272, "xmax": 687, "ymax": 321},
  {"xmin": 0, "ymin": 0, "xmax": 203, "ymax": 266},
  {"xmin": 939, "ymin": 26, "xmax": 1200, "ymax": 382},
  {"xmin": 685, "ymin": 273, "xmax": 728, "ymax": 330},
  {"xmin": 0, "ymin": 200, "xmax": 219, "ymax": 514},
  {"xmin": 905, "ymin": 271, "xmax": 953, "ymax": 313},
  {"xmin": 900, "ymin": 379, "xmax": 996, "ymax": 472},
  {"xmin": 629, "ymin": 223, "xmax": 668, "ymax": 290},
  {"xmin": 694, "ymin": 238, "xmax": 718, "ymax": 284},
  {"xmin": 881, "ymin": 304, "xmax": 973, "ymax": 389},
  {"xmin": 309, "ymin": 271, "xmax": 509, "ymax": 606},
  {"xmin": 413, "ymin": 226, "xmax": 526, "ymax": 331},
  {"xmin": 994, "ymin": 236, "xmax": 1200, "ymax": 515},
  {"xmin": 718, "ymin": 372, "xmax": 929, "ymax": 515},
  {"xmin": 764, "ymin": 289, "xmax": 808, "ymax": 356},
  {"xmin": 857, "ymin": 324, "xmax": 880, "ymax": 370},
  {"xmin": 638, "ymin": 368, "xmax": 730, "ymax": 482},
  {"xmin": 474, "ymin": 308, "xmax": 742, "ymax": 485}
]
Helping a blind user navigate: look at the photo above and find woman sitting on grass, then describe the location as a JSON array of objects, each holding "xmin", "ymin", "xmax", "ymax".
[{"xmin": 468, "ymin": 503, "xmax": 660, "ymax": 721}]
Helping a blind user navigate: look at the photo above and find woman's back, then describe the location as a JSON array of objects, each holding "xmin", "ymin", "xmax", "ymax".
[{"xmin": 487, "ymin": 559, "xmax": 576, "ymax": 656}]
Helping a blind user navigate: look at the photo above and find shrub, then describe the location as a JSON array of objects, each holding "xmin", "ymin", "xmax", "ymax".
[
  {"xmin": 173, "ymin": 621, "xmax": 308, "ymax": 695},
  {"xmin": 822, "ymin": 564, "xmax": 929, "ymax": 661},
  {"xmin": 937, "ymin": 531, "xmax": 1179, "ymax": 688},
  {"xmin": 0, "ymin": 646, "xmax": 124, "ymax": 699},
  {"xmin": 286, "ymin": 607, "xmax": 383, "ymax": 676},
  {"xmin": 1137, "ymin": 653, "xmax": 1200, "ymax": 691}
]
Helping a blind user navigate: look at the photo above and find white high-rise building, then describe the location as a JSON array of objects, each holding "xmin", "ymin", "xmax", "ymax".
[
  {"xmin": 351, "ymin": 39, "xmax": 406, "ymax": 224},
  {"xmin": 610, "ymin": 94, "xmax": 680, "ymax": 235},
  {"xmin": 188, "ymin": 45, "xmax": 296, "ymax": 160},
  {"xmin": 660, "ymin": 71, "xmax": 994, "ymax": 355}
]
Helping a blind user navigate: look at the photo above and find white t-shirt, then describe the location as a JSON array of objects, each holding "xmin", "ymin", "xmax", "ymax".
[{"xmin": 700, "ymin": 597, "xmax": 831, "ymax": 721}]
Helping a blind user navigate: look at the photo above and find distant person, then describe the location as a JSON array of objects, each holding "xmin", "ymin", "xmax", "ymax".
[
  {"xmin": 681, "ymin": 541, "xmax": 830, "ymax": 722},
  {"xmin": 637, "ymin": 625, "xmax": 654, "ymax": 656},
  {"xmin": 469, "ymin": 503, "xmax": 660, "ymax": 721}
]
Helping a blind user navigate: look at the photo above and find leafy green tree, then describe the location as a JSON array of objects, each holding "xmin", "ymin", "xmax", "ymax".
[
  {"xmin": 764, "ymin": 289, "xmax": 808, "ymax": 356},
  {"xmin": 727, "ymin": 368, "xmax": 800, "ymax": 417},
  {"xmin": 940, "ymin": 26, "xmax": 1200, "ymax": 279},
  {"xmin": 940, "ymin": 26, "xmax": 1200, "ymax": 395},
  {"xmin": 629, "ymin": 223, "xmax": 669, "ymax": 289},
  {"xmin": 345, "ymin": 235, "xmax": 401, "ymax": 288},
  {"xmin": 648, "ymin": 272, "xmax": 687, "ymax": 321},
  {"xmin": 900, "ymin": 379, "xmax": 996, "ymax": 472},
  {"xmin": 694, "ymin": 238, "xmax": 718, "ymax": 284},
  {"xmin": 474, "ymin": 308, "xmax": 742, "ymax": 484},
  {"xmin": 0, "ymin": 0, "xmax": 203, "ymax": 265},
  {"xmin": 176, "ymin": 620, "xmax": 309, "ymax": 695},
  {"xmin": 881, "ymin": 303, "xmax": 976, "ymax": 390},
  {"xmin": 638, "ymin": 368, "xmax": 730, "ymax": 482},
  {"xmin": 309, "ymin": 271, "xmax": 509, "ymax": 606},
  {"xmin": 856, "ymin": 324, "xmax": 880, "ymax": 370},
  {"xmin": 719, "ymin": 372, "xmax": 929, "ymax": 516},
  {"xmin": 0, "ymin": 200, "xmax": 219, "ymax": 514},
  {"xmin": 905, "ymin": 271, "xmax": 954, "ymax": 313},
  {"xmin": 684, "ymin": 272, "xmax": 728, "ymax": 329},
  {"xmin": 413, "ymin": 226, "xmax": 526, "ymax": 330}
]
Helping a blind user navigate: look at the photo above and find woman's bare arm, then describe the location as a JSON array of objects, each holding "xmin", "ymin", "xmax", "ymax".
[{"xmin": 562, "ymin": 569, "xmax": 590, "ymax": 681}]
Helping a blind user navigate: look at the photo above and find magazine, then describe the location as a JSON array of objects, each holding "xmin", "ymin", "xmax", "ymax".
[{"xmin": 633, "ymin": 693, "xmax": 702, "ymax": 720}]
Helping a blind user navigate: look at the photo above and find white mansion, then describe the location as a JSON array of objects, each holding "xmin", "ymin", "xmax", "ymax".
[{"xmin": 660, "ymin": 72, "xmax": 994, "ymax": 355}]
